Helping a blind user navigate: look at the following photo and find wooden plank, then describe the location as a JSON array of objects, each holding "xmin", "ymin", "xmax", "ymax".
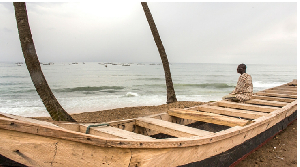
[
  {"xmin": 136, "ymin": 117, "xmax": 214, "ymax": 137},
  {"xmin": 217, "ymin": 101, "xmax": 278, "ymax": 113},
  {"xmin": 168, "ymin": 109, "xmax": 251, "ymax": 127},
  {"xmin": 270, "ymin": 86, "xmax": 297, "ymax": 91},
  {"xmin": 255, "ymin": 92, "xmax": 297, "ymax": 99},
  {"xmin": 263, "ymin": 90, "xmax": 297, "ymax": 95},
  {"xmin": 80, "ymin": 124, "xmax": 155, "ymax": 140},
  {"xmin": 0, "ymin": 129, "xmax": 132, "ymax": 167},
  {"xmin": 244, "ymin": 99, "xmax": 288, "ymax": 107},
  {"xmin": 195, "ymin": 105, "xmax": 267, "ymax": 119},
  {"xmin": 0, "ymin": 112, "xmax": 60, "ymax": 128},
  {"xmin": 251, "ymin": 95, "xmax": 295, "ymax": 103}
]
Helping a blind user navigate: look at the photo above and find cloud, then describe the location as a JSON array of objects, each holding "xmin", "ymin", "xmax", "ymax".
[{"xmin": 0, "ymin": 2, "xmax": 297, "ymax": 65}]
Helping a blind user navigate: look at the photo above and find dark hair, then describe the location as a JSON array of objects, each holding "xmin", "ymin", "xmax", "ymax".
[{"xmin": 239, "ymin": 63, "xmax": 246, "ymax": 69}]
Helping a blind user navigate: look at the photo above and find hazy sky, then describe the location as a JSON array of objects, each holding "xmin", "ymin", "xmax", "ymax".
[{"xmin": 0, "ymin": 2, "xmax": 297, "ymax": 65}]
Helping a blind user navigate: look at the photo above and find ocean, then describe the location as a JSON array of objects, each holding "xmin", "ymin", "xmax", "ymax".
[{"xmin": 0, "ymin": 62, "xmax": 297, "ymax": 117}]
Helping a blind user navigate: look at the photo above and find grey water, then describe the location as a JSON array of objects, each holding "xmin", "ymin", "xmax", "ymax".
[{"xmin": 0, "ymin": 62, "xmax": 297, "ymax": 117}]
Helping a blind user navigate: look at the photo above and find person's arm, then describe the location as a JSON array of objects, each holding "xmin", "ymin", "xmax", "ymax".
[{"xmin": 231, "ymin": 75, "xmax": 242, "ymax": 94}]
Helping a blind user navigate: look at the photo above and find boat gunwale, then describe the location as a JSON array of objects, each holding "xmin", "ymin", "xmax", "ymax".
[{"xmin": 0, "ymin": 100, "xmax": 296, "ymax": 149}]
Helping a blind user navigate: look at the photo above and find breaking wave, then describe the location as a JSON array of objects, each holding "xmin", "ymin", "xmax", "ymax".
[
  {"xmin": 57, "ymin": 86, "xmax": 125, "ymax": 92},
  {"xmin": 125, "ymin": 92, "xmax": 139, "ymax": 97},
  {"xmin": 174, "ymin": 83, "xmax": 235, "ymax": 89}
]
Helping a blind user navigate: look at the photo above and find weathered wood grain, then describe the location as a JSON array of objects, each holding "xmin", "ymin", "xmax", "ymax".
[
  {"xmin": 216, "ymin": 101, "xmax": 278, "ymax": 113},
  {"xmin": 269, "ymin": 86, "xmax": 297, "ymax": 91},
  {"xmin": 251, "ymin": 95, "xmax": 295, "ymax": 103},
  {"xmin": 80, "ymin": 124, "xmax": 155, "ymax": 140},
  {"xmin": 263, "ymin": 89, "xmax": 297, "ymax": 95},
  {"xmin": 255, "ymin": 92, "xmax": 297, "ymax": 99},
  {"xmin": 0, "ymin": 128, "xmax": 132, "ymax": 167},
  {"xmin": 195, "ymin": 105, "xmax": 267, "ymax": 119},
  {"xmin": 168, "ymin": 108, "xmax": 251, "ymax": 127},
  {"xmin": 136, "ymin": 117, "xmax": 214, "ymax": 137},
  {"xmin": 244, "ymin": 99, "xmax": 288, "ymax": 107}
]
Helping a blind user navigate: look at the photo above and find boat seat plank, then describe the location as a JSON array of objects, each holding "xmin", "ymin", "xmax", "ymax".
[
  {"xmin": 136, "ymin": 117, "xmax": 214, "ymax": 137},
  {"xmin": 263, "ymin": 90, "xmax": 297, "ymax": 95},
  {"xmin": 255, "ymin": 92, "xmax": 297, "ymax": 99},
  {"xmin": 81, "ymin": 124, "xmax": 155, "ymax": 140},
  {"xmin": 251, "ymin": 95, "xmax": 295, "ymax": 103},
  {"xmin": 216, "ymin": 101, "xmax": 278, "ymax": 113},
  {"xmin": 168, "ymin": 108, "xmax": 251, "ymax": 127},
  {"xmin": 244, "ymin": 99, "xmax": 288, "ymax": 107},
  {"xmin": 195, "ymin": 105, "xmax": 267, "ymax": 119},
  {"xmin": 270, "ymin": 87, "xmax": 297, "ymax": 91}
]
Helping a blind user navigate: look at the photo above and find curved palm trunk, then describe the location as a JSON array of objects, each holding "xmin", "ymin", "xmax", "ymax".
[
  {"xmin": 141, "ymin": 2, "xmax": 177, "ymax": 104},
  {"xmin": 13, "ymin": 2, "xmax": 76, "ymax": 122}
]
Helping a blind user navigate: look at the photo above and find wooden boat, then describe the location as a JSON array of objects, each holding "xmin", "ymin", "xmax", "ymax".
[{"xmin": 0, "ymin": 80, "xmax": 297, "ymax": 167}]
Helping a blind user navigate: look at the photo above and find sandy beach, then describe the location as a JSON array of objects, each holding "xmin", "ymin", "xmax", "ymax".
[{"xmin": 33, "ymin": 101, "xmax": 297, "ymax": 166}]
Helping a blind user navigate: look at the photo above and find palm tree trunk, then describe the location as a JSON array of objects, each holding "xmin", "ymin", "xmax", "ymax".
[
  {"xmin": 141, "ymin": 2, "xmax": 177, "ymax": 104},
  {"xmin": 13, "ymin": 2, "xmax": 76, "ymax": 122}
]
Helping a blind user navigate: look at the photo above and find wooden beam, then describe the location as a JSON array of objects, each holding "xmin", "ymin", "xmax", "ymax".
[
  {"xmin": 255, "ymin": 92, "xmax": 297, "ymax": 99},
  {"xmin": 0, "ymin": 113, "xmax": 60, "ymax": 128},
  {"xmin": 136, "ymin": 117, "xmax": 214, "ymax": 137},
  {"xmin": 244, "ymin": 99, "xmax": 288, "ymax": 107},
  {"xmin": 80, "ymin": 124, "xmax": 155, "ymax": 140},
  {"xmin": 217, "ymin": 101, "xmax": 278, "ymax": 113},
  {"xmin": 251, "ymin": 95, "xmax": 295, "ymax": 103},
  {"xmin": 195, "ymin": 105, "xmax": 267, "ymax": 119},
  {"xmin": 263, "ymin": 90, "xmax": 297, "ymax": 95},
  {"xmin": 270, "ymin": 86, "xmax": 297, "ymax": 91},
  {"xmin": 168, "ymin": 109, "xmax": 251, "ymax": 127}
]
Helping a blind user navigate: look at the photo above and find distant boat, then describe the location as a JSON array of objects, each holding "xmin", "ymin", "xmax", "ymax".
[
  {"xmin": 149, "ymin": 63, "xmax": 156, "ymax": 65},
  {"xmin": 83, "ymin": 62, "xmax": 85, "ymax": 64},
  {"xmin": 72, "ymin": 62, "xmax": 78, "ymax": 65},
  {"xmin": 43, "ymin": 62, "xmax": 54, "ymax": 65},
  {"xmin": 122, "ymin": 64, "xmax": 130, "ymax": 66}
]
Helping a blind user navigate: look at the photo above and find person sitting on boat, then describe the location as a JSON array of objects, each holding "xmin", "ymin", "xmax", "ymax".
[{"xmin": 222, "ymin": 63, "xmax": 253, "ymax": 102}]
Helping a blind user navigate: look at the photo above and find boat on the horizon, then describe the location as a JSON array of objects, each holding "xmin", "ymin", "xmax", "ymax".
[
  {"xmin": 0, "ymin": 80, "xmax": 297, "ymax": 167},
  {"xmin": 15, "ymin": 62, "xmax": 23, "ymax": 65},
  {"xmin": 42, "ymin": 62, "xmax": 54, "ymax": 65}
]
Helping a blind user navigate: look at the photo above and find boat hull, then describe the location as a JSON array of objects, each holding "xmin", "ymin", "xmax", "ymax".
[
  {"xmin": 180, "ymin": 110, "xmax": 297, "ymax": 167},
  {"xmin": 0, "ymin": 109, "xmax": 296, "ymax": 167}
]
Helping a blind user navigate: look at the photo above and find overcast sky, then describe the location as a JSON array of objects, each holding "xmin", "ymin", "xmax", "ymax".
[{"xmin": 0, "ymin": 2, "xmax": 297, "ymax": 65}]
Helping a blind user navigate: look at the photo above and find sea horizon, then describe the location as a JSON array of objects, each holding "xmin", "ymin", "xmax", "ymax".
[{"xmin": 0, "ymin": 62, "xmax": 297, "ymax": 117}]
